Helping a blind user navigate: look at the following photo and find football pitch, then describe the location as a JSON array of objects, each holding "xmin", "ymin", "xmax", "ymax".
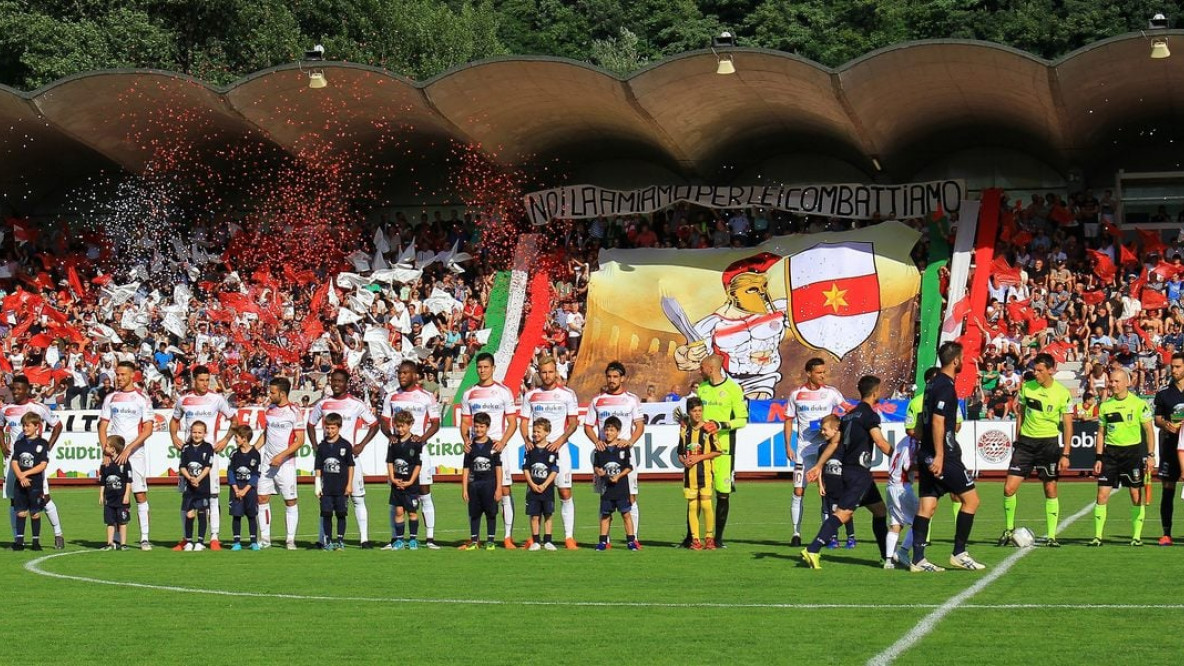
[{"xmin": 4, "ymin": 480, "xmax": 1183, "ymax": 664}]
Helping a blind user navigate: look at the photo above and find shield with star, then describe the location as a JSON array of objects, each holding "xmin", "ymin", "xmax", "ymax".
[{"xmin": 785, "ymin": 241, "xmax": 881, "ymax": 359}]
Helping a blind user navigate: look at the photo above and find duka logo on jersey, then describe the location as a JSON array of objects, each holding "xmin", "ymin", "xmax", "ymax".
[{"xmin": 786, "ymin": 241, "xmax": 880, "ymax": 359}]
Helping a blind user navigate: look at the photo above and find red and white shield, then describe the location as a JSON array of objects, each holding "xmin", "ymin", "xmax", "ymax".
[{"xmin": 787, "ymin": 241, "xmax": 881, "ymax": 359}]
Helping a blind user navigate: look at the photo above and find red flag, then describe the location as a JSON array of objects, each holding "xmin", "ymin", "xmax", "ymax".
[
  {"xmin": 1045, "ymin": 340, "xmax": 1073, "ymax": 363},
  {"xmin": 24, "ymin": 366, "xmax": 53, "ymax": 386},
  {"xmin": 1139, "ymin": 229, "xmax": 1168, "ymax": 256},
  {"xmin": 991, "ymin": 256, "xmax": 1023, "ymax": 287},
  {"xmin": 92, "ymin": 273, "xmax": 114, "ymax": 286},
  {"xmin": 0, "ymin": 355, "xmax": 11, "ymax": 374},
  {"xmin": 8, "ymin": 218, "xmax": 39, "ymax": 243},
  {"xmin": 1027, "ymin": 317, "xmax": 1048, "ymax": 334},
  {"xmin": 1142, "ymin": 289, "xmax": 1169, "ymax": 310},
  {"xmin": 26, "ymin": 333, "xmax": 54, "ymax": 348},
  {"xmin": 1011, "ymin": 230, "xmax": 1033, "ymax": 248},
  {"xmin": 1088, "ymin": 250, "xmax": 1117, "ymax": 283},
  {"xmin": 1049, "ymin": 205, "xmax": 1074, "ymax": 226},
  {"xmin": 66, "ymin": 265, "xmax": 85, "ymax": 298},
  {"xmin": 1102, "ymin": 221, "xmax": 1121, "ymax": 239},
  {"xmin": 1152, "ymin": 261, "xmax": 1180, "ymax": 281},
  {"xmin": 1081, "ymin": 290, "xmax": 1106, "ymax": 305},
  {"xmin": 1120, "ymin": 244, "xmax": 1139, "ymax": 266}
]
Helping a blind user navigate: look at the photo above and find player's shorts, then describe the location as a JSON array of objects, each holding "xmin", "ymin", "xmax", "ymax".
[
  {"xmin": 258, "ymin": 463, "xmax": 298, "ymax": 501},
  {"xmin": 1158, "ymin": 439, "xmax": 1182, "ymax": 481},
  {"xmin": 129, "ymin": 451, "xmax": 149, "ymax": 494},
  {"xmin": 1097, "ymin": 445, "xmax": 1147, "ymax": 489},
  {"xmin": 1008, "ymin": 436, "xmax": 1061, "ymax": 481},
  {"xmin": 918, "ymin": 455, "xmax": 976, "ymax": 498},
  {"xmin": 418, "ymin": 447, "xmax": 434, "ymax": 486},
  {"xmin": 388, "ymin": 487, "xmax": 419, "ymax": 512},
  {"xmin": 886, "ymin": 483, "xmax": 918, "ymax": 527},
  {"xmin": 320, "ymin": 494, "xmax": 348, "ymax": 516},
  {"xmin": 683, "ymin": 484, "xmax": 713, "ymax": 500},
  {"xmin": 556, "ymin": 444, "xmax": 573, "ymax": 490},
  {"xmin": 599, "ymin": 495, "xmax": 632, "ymax": 517},
  {"xmin": 181, "ymin": 491, "xmax": 210, "ymax": 513},
  {"xmin": 712, "ymin": 454, "xmax": 734, "ymax": 494},
  {"xmin": 793, "ymin": 440, "xmax": 823, "ymax": 489},
  {"xmin": 526, "ymin": 494, "xmax": 554, "ymax": 516},
  {"xmin": 467, "ymin": 482, "xmax": 498, "ymax": 517},
  {"xmin": 833, "ymin": 470, "xmax": 884, "ymax": 512},
  {"xmin": 104, "ymin": 503, "xmax": 131, "ymax": 526},
  {"xmin": 228, "ymin": 488, "xmax": 259, "ymax": 517},
  {"xmin": 11, "ymin": 486, "xmax": 43, "ymax": 514}
]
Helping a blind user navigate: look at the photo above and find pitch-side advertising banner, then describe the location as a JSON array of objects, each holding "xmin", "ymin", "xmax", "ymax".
[
  {"xmin": 35, "ymin": 409, "xmax": 1116, "ymax": 483},
  {"xmin": 568, "ymin": 221, "xmax": 921, "ymax": 401}
]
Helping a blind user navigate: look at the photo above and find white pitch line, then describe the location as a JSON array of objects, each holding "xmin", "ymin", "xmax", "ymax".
[{"xmin": 867, "ymin": 501, "xmax": 1095, "ymax": 666}]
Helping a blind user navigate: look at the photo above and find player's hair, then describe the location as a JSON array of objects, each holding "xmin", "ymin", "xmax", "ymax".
[
  {"xmin": 229, "ymin": 424, "xmax": 253, "ymax": 441},
  {"xmin": 269, "ymin": 377, "xmax": 291, "ymax": 395},
  {"xmin": 923, "ymin": 367, "xmax": 939, "ymax": 383},
  {"xmin": 821, "ymin": 413, "xmax": 841, "ymax": 430},
  {"xmin": 330, "ymin": 368, "xmax": 350, "ymax": 381},
  {"xmin": 392, "ymin": 410, "xmax": 415, "ymax": 426},
  {"xmin": 1032, "ymin": 353, "xmax": 1056, "ymax": 371},
  {"xmin": 20, "ymin": 411, "xmax": 42, "ymax": 426},
  {"xmin": 938, "ymin": 341, "xmax": 963, "ymax": 367},
  {"xmin": 117, "ymin": 360, "xmax": 136, "ymax": 371},
  {"xmin": 473, "ymin": 412, "xmax": 492, "ymax": 427},
  {"xmin": 805, "ymin": 357, "xmax": 825, "ymax": 372},
  {"xmin": 1173, "ymin": 352, "xmax": 1184, "ymax": 363},
  {"xmin": 192, "ymin": 365, "xmax": 211, "ymax": 377},
  {"xmin": 537, "ymin": 355, "xmax": 556, "ymax": 369},
  {"xmin": 324, "ymin": 412, "xmax": 343, "ymax": 427},
  {"xmin": 604, "ymin": 415, "xmax": 622, "ymax": 431},
  {"xmin": 685, "ymin": 396, "xmax": 703, "ymax": 412},
  {"xmin": 106, "ymin": 435, "xmax": 126, "ymax": 454},
  {"xmin": 399, "ymin": 359, "xmax": 420, "ymax": 372},
  {"xmin": 857, "ymin": 375, "xmax": 881, "ymax": 399},
  {"xmin": 532, "ymin": 418, "xmax": 553, "ymax": 432},
  {"xmin": 11, "ymin": 374, "xmax": 29, "ymax": 388},
  {"xmin": 475, "ymin": 352, "xmax": 495, "ymax": 365},
  {"xmin": 605, "ymin": 360, "xmax": 626, "ymax": 376}
]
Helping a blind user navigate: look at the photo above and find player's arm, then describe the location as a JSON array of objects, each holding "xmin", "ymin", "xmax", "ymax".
[
  {"xmin": 97, "ymin": 419, "xmax": 109, "ymax": 450},
  {"xmin": 1143, "ymin": 419, "xmax": 1158, "ymax": 469},
  {"xmin": 518, "ymin": 399, "xmax": 533, "ymax": 447},
  {"xmin": 551, "ymin": 414, "xmax": 579, "ymax": 453},
  {"xmin": 423, "ymin": 415, "xmax": 441, "ymax": 444},
  {"xmin": 615, "ymin": 462, "xmax": 634, "ymax": 484},
  {"xmin": 539, "ymin": 468, "xmax": 558, "ymax": 493},
  {"xmin": 1058, "ymin": 411, "xmax": 1074, "ymax": 471},
  {"xmin": 407, "ymin": 461, "xmax": 420, "ymax": 487},
  {"xmin": 346, "ymin": 459, "xmax": 355, "ymax": 496},
  {"xmin": 1093, "ymin": 415, "xmax": 1106, "ymax": 475},
  {"xmin": 628, "ymin": 417, "xmax": 645, "ymax": 447},
  {"xmin": 120, "ymin": 417, "xmax": 154, "ymax": 464},
  {"xmin": 1013, "ymin": 393, "xmax": 1025, "ymax": 434},
  {"xmin": 45, "ymin": 420, "xmax": 62, "ymax": 450},
  {"xmin": 252, "ymin": 428, "xmax": 266, "ymax": 452},
  {"xmin": 122, "ymin": 476, "xmax": 132, "ymax": 505},
  {"xmin": 496, "ymin": 413, "xmax": 519, "ymax": 453},
  {"xmin": 354, "ymin": 416, "xmax": 380, "ymax": 455},
  {"xmin": 782, "ymin": 405, "xmax": 796, "ymax": 459},
  {"xmin": 460, "ymin": 414, "xmax": 473, "ymax": 451},
  {"xmin": 195, "ymin": 463, "xmax": 211, "ymax": 484},
  {"xmin": 870, "ymin": 427, "xmax": 892, "ymax": 455},
  {"xmin": 273, "ymin": 428, "xmax": 304, "ymax": 467},
  {"xmin": 807, "ymin": 436, "xmax": 841, "ymax": 483},
  {"xmin": 493, "ymin": 460, "xmax": 503, "ymax": 501},
  {"xmin": 461, "ymin": 467, "xmax": 470, "ymax": 501},
  {"xmin": 169, "ymin": 416, "xmax": 184, "ymax": 450},
  {"xmin": 583, "ymin": 422, "xmax": 602, "ymax": 450},
  {"xmin": 930, "ymin": 412, "xmax": 946, "ymax": 471}
]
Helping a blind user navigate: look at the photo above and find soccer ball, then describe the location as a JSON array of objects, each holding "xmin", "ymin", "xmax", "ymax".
[{"xmin": 1011, "ymin": 527, "xmax": 1035, "ymax": 548}]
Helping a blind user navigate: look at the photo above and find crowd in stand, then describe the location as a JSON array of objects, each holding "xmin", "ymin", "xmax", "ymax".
[{"xmin": 2, "ymin": 192, "xmax": 1183, "ymax": 415}]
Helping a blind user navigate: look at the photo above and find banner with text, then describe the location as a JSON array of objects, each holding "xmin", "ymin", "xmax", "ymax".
[{"xmin": 524, "ymin": 181, "xmax": 965, "ymax": 225}]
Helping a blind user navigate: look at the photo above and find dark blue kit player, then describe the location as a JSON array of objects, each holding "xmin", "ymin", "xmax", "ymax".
[
  {"xmin": 462, "ymin": 412, "xmax": 503, "ymax": 550},
  {"xmin": 594, "ymin": 416, "xmax": 637, "ymax": 551}
]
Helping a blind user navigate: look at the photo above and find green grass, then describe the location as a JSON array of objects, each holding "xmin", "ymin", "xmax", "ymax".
[{"xmin": 3, "ymin": 480, "xmax": 1184, "ymax": 664}]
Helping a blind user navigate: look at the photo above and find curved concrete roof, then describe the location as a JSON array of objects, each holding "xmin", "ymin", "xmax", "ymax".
[{"xmin": 2, "ymin": 31, "xmax": 1183, "ymax": 201}]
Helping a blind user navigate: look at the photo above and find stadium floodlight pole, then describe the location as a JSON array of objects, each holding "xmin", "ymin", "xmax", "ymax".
[
  {"xmin": 1146, "ymin": 13, "xmax": 1171, "ymax": 59},
  {"xmin": 711, "ymin": 31, "xmax": 736, "ymax": 75},
  {"xmin": 301, "ymin": 44, "xmax": 328, "ymax": 88}
]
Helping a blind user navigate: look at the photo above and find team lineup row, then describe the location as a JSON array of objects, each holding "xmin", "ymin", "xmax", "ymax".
[{"xmin": 7, "ymin": 346, "xmax": 1183, "ymax": 562}]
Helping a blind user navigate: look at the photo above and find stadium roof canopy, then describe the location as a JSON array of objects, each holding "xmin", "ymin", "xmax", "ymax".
[{"xmin": 2, "ymin": 31, "xmax": 1184, "ymax": 204}]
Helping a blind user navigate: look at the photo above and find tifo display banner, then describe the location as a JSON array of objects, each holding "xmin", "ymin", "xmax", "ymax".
[
  {"xmin": 568, "ymin": 221, "xmax": 921, "ymax": 400},
  {"xmin": 524, "ymin": 180, "xmax": 965, "ymax": 225}
]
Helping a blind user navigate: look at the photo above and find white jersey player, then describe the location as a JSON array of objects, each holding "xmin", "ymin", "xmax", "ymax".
[
  {"xmin": 520, "ymin": 356, "xmax": 580, "ymax": 548},
  {"xmin": 459, "ymin": 353, "xmax": 519, "ymax": 548},
  {"xmin": 254, "ymin": 377, "xmax": 306, "ymax": 550},
  {"xmin": 381, "ymin": 361, "xmax": 442, "ymax": 548},
  {"xmin": 884, "ymin": 434, "xmax": 918, "ymax": 568},
  {"xmin": 583, "ymin": 361, "xmax": 645, "ymax": 544},
  {"xmin": 307, "ymin": 369, "xmax": 379, "ymax": 548},
  {"xmin": 98, "ymin": 362, "xmax": 156, "ymax": 550},
  {"xmin": 784, "ymin": 358, "xmax": 847, "ymax": 546},
  {"xmin": 3, "ymin": 376, "xmax": 65, "ymax": 549},
  {"xmin": 169, "ymin": 366, "xmax": 237, "ymax": 550}
]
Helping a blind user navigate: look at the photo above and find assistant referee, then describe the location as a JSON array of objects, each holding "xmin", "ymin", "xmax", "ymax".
[{"xmin": 1091, "ymin": 368, "xmax": 1157, "ymax": 547}]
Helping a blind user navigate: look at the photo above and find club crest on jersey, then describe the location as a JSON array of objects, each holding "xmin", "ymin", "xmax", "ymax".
[
  {"xmin": 105, "ymin": 475, "xmax": 124, "ymax": 490},
  {"xmin": 324, "ymin": 458, "xmax": 341, "ymax": 474},
  {"xmin": 394, "ymin": 459, "xmax": 410, "ymax": 476},
  {"xmin": 604, "ymin": 462, "xmax": 622, "ymax": 477},
  {"xmin": 786, "ymin": 241, "xmax": 881, "ymax": 360},
  {"xmin": 530, "ymin": 463, "xmax": 550, "ymax": 480},
  {"xmin": 235, "ymin": 466, "xmax": 253, "ymax": 481},
  {"xmin": 186, "ymin": 462, "xmax": 204, "ymax": 477},
  {"xmin": 18, "ymin": 453, "xmax": 34, "ymax": 468},
  {"xmin": 473, "ymin": 456, "xmax": 492, "ymax": 472}
]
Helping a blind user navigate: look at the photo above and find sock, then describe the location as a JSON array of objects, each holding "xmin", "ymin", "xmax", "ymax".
[
  {"xmin": 43, "ymin": 499, "xmax": 62, "ymax": 536},
  {"xmin": 845, "ymin": 515, "xmax": 856, "ymax": 539},
  {"xmin": 180, "ymin": 509, "xmax": 188, "ymax": 540},
  {"xmin": 1045, "ymin": 497, "xmax": 1060, "ymax": 538},
  {"xmin": 1003, "ymin": 494, "xmax": 1017, "ymax": 531},
  {"xmin": 902, "ymin": 527, "xmax": 914, "ymax": 550},
  {"xmin": 630, "ymin": 502, "xmax": 640, "ymax": 539},
  {"xmin": 137, "ymin": 502, "xmax": 150, "ymax": 542},
  {"xmin": 1094, "ymin": 503, "xmax": 1107, "ymax": 539},
  {"xmin": 469, "ymin": 513, "xmax": 480, "ymax": 539},
  {"xmin": 352, "ymin": 496, "xmax": 369, "ymax": 543},
  {"xmin": 544, "ymin": 532, "xmax": 553, "ymax": 543},
  {"xmin": 233, "ymin": 516, "xmax": 242, "ymax": 541},
  {"xmin": 337, "ymin": 514, "xmax": 347, "ymax": 540},
  {"xmin": 885, "ymin": 529, "xmax": 901, "ymax": 560},
  {"xmin": 321, "ymin": 514, "xmax": 333, "ymax": 544},
  {"xmin": 808, "ymin": 514, "xmax": 843, "ymax": 554},
  {"xmin": 715, "ymin": 495, "xmax": 730, "ymax": 542},
  {"xmin": 258, "ymin": 505, "xmax": 271, "ymax": 544},
  {"xmin": 703, "ymin": 498, "xmax": 715, "ymax": 538},
  {"xmin": 872, "ymin": 515, "xmax": 888, "ymax": 559},
  {"xmin": 31, "ymin": 516, "xmax": 41, "ymax": 540},
  {"xmin": 15, "ymin": 514, "xmax": 25, "ymax": 541},
  {"xmin": 420, "ymin": 493, "xmax": 436, "ymax": 540},
  {"xmin": 486, "ymin": 514, "xmax": 496, "ymax": 541},
  {"xmin": 9, "ymin": 506, "xmax": 16, "ymax": 539},
  {"xmin": 912, "ymin": 515, "xmax": 931, "ymax": 563},
  {"xmin": 1132, "ymin": 504, "xmax": 1146, "ymax": 540},
  {"xmin": 626, "ymin": 533, "xmax": 636, "ymax": 544},
  {"xmin": 953, "ymin": 511, "xmax": 975, "ymax": 556},
  {"xmin": 532, "ymin": 530, "xmax": 540, "ymax": 543},
  {"xmin": 1161, "ymin": 488, "xmax": 1175, "ymax": 537},
  {"xmin": 389, "ymin": 507, "xmax": 397, "ymax": 540},
  {"xmin": 409, "ymin": 518, "xmax": 419, "ymax": 538},
  {"xmin": 395, "ymin": 520, "xmax": 405, "ymax": 539},
  {"xmin": 197, "ymin": 511, "xmax": 207, "ymax": 542},
  {"xmin": 599, "ymin": 533, "xmax": 608, "ymax": 545},
  {"xmin": 560, "ymin": 498, "xmax": 575, "ymax": 539},
  {"xmin": 208, "ymin": 497, "xmax": 219, "ymax": 539},
  {"xmin": 184, "ymin": 516, "xmax": 194, "ymax": 541},
  {"xmin": 248, "ymin": 515, "xmax": 258, "ymax": 543},
  {"xmin": 284, "ymin": 505, "xmax": 299, "ymax": 543},
  {"xmin": 688, "ymin": 500, "xmax": 700, "ymax": 540},
  {"xmin": 318, "ymin": 513, "xmax": 326, "ymax": 544},
  {"xmin": 791, "ymin": 494, "xmax": 804, "ymax": 536},
  {"xmin": 501, "ymin": 495, "xmax": 514, "ymax": 539}
]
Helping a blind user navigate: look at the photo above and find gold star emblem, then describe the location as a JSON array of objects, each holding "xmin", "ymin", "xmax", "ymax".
[{"xmin": 822, "ymin": 283, "xmax": 848, "ymax": 313}]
